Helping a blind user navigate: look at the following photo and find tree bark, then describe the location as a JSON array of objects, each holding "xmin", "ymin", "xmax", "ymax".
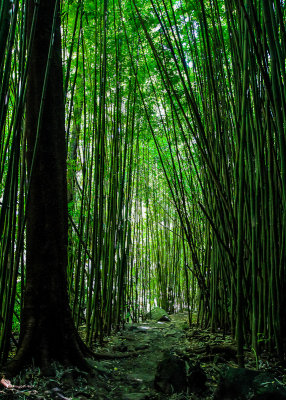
[{"xmin": 5, "ymin": 0, "xmax": 92, "ymax": 377}]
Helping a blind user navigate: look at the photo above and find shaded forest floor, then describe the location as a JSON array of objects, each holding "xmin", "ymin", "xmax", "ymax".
[{"xmin": 2, "ymin": 312, "xmax": 286, "ymax": 399}]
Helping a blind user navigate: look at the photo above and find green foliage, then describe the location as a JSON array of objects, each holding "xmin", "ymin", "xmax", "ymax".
[{"xmin": 1, "ymin": 0, "xmax": 286, "ymax": 365}]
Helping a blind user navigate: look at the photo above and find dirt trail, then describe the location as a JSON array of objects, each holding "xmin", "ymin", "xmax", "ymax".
[
  {"xmin": 93, "ymin": 313, "xmax": 190, "ymax": 399},
  {"xmin": 2, "ymin": 312, "xmax": 196, "ymax": 400},
  {"xmin": 4, "ymin": 311, "xmax": 282, "ymax": 399}
]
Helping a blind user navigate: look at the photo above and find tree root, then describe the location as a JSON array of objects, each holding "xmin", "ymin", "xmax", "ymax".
[
  {"xmin": 1, "ymin": 316, "xmax": 95, "ymax": 379},
  {"xmin": 93, "ymin": 348, "xmax": 148, "ymax": 360}
]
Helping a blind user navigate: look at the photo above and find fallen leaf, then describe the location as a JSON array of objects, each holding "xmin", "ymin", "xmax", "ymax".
[{"xmin": 1, "ymin": 378, "xmax": 13, "ymax": 389}]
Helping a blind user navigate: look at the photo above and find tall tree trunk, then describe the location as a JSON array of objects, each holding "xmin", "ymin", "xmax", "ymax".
[{"xmin": 5, "ymin": 0, "xmax": 91, "ymax": 377}]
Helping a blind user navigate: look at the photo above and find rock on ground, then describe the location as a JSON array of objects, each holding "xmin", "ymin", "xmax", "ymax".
[
  {"xmin": 154, "ymin": 351, "xmax": 207, "ymax": 395},
  {"xmin": 214, "ymin": 366, "xmax": 286, "ymax": 400},
  {"xmin": 145, "ymin": 307, "xmax": 171, "ymax": 322}
]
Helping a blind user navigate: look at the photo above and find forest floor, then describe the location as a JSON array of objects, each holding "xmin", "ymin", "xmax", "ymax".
[{"xmin": 1, "ymin": 311, "xmax": 286, "ymax": 399}]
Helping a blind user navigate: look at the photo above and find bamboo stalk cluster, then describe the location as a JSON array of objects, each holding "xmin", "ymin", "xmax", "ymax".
[
  {"xmin": 0, "ymin": 0, "xmax": 286, "ymax": 365},
  {"xmin": 133, "ymin": 0, "xmax": 286, "ymax": 362}
]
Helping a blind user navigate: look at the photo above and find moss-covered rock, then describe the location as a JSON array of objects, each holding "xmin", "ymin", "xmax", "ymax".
[{"xmin": 145, "ymin": 307, "xmax": 171, "ymax": 322}]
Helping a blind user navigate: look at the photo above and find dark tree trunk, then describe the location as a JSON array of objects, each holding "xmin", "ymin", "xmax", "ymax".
[{"xmin": 5, "ymin": 0, "xmax": 92, "ymax": 377}]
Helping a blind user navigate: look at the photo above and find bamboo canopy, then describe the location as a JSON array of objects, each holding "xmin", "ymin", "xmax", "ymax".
[{"xmin": 0, "ymin": 0, "xmax": 286, "ymax": 369}]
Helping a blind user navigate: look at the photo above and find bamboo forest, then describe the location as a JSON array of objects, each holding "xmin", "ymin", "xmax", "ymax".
[{"xmin": 1, "ymin": 0, "xmax": 286, "ymax": 398}]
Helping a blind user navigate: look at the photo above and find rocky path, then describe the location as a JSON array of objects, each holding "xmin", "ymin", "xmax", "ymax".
[
  {"xmin": 93, "ymin": 314, "xmax": 191, "ymax": 399},
  {"xmin": 2, "ymin": 311, "xmax": 286, "ymax": 399},
  {"xmin": 93, "ymin": 313, "xmax": 286, "ymax": 400},
  {"xmin": 2, "ymin": 312, "xmax": 203, "ymax": 399}
]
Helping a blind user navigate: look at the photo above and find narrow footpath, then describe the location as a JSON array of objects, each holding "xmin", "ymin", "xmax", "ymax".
[{"xmin": 2, "ymin": 311, "xmax": 286, "ymax": 399}]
